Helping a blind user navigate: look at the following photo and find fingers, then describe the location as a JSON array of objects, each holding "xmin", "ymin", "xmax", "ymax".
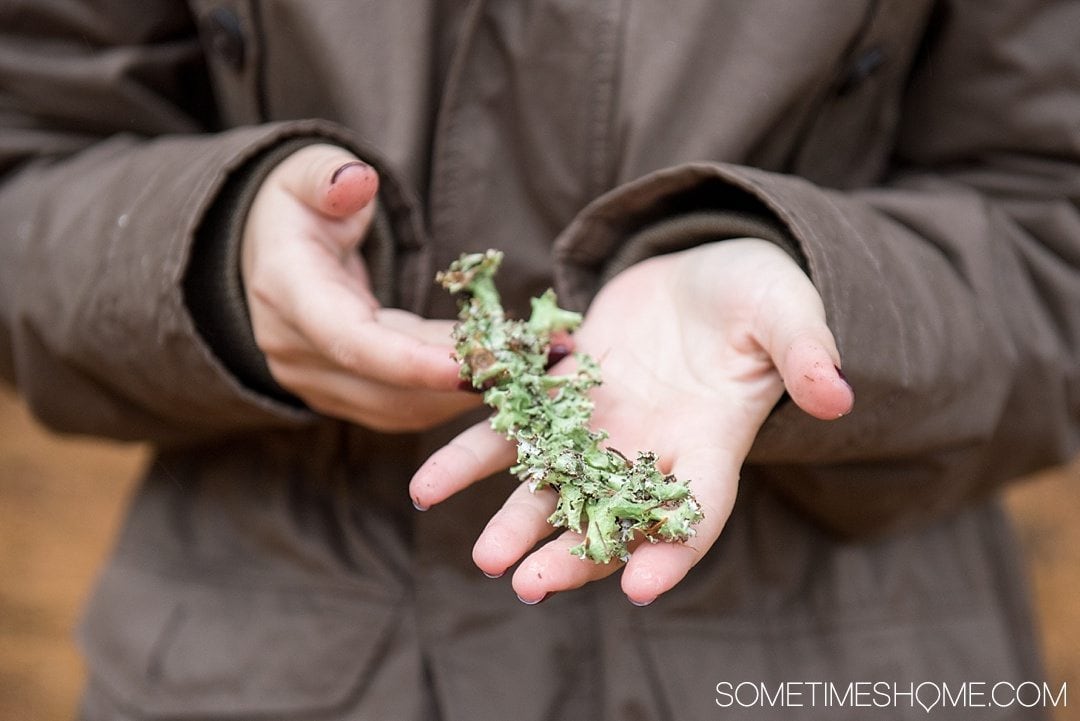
[
  {"xmin": 619, "ymin": 446, "xmax": 740, "ymax": 605},
  {"xmin": 671, "ymin": 238, "xmax": 854, "ymax": 422},
  {"xmin": 411, "ymin": 238, "xmax": 854, "ymax": 607},
  {"xmin": 410, "ymin": 421, "xmax": 517, "ymax": 509},
  {"xmin": 306, "ymin": 307, "xmax": 463, "ymax": 391},
  {"xmin": 491, "ymin": 445, "xmax": 741, "ymax": 605},
  {"xmin": 260, "ymin": 262, "xmax": 464, "ymax": 390},
  {"xmin": 258, "ymin": 306, "xmax": 477, "ymax": 431},
  {"xmin": 510, "ymin": 532, "xmax": 621, "ymax": 603},
  {"xmin": 246, "ymin": 150, "xmax": 460, "ymax": 394},
  {"xmin": 375, "ymin": 309, "xmax": 460, "ymax": 347},
  {"xmin": 777, "ymin": 334, "xmax": 855, "ymax": 420},
  {"xmin": 267, "ymin": 360, "xmax": 479, "ymax": 432},
  {"xmin": 474, "ymin": 481, "xmax": 622, "ymax": 600},
  {"xmin": 474, "ymin": 481, "xmax": 559, "ymax": 579},
  {"xmin": 240, "ymin": 143, "xmax": 477, "ymax": 431},
  {"xmin": 453, "ymin": 439, "xmax": 743, "ymax": 605},
  {"xmin": 275, "ymin": 144, "xmax": 380, "ymax": 220},
  {"xmin": 408, "ymin": 421, "xmax": 623, "ymax": 596},
  {"xmin": 748, "ymin": 248, "xmax": 854, "ymax": 420}
]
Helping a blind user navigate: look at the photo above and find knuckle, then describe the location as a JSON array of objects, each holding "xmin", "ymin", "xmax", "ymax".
[
  {"xmin": 264, "ymin": 358, "xmax": 302, "ymax": 389},
  {"xmin": 253, "ymin": 327, "xmax": 293, "ymax": 358}
]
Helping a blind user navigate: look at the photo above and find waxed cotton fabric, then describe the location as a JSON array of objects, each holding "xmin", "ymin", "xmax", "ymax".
[{"xmin": 2, "ymin": 0, "xmax": 1077, "ymax": 719}]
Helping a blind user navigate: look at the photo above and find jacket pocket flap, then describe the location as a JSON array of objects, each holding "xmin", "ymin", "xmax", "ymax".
[{"xmin": 79, "ymin": 563, "xmax": 398, "ymax": 718}]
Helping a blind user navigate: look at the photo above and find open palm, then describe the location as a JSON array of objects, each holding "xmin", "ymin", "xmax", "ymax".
[{"xmin": 411, "ymin": 239, "xmax": 853, "ymax": 605}]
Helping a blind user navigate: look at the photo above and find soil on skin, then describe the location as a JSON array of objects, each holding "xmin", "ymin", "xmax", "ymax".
[{"xmin": 0, "ymin": 387, "xmax": 1076, "ymax": 720}]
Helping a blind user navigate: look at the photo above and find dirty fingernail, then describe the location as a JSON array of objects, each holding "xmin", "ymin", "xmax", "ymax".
[
  {"xmin": 834, "ymin": 364, "xmax": 850, "ymax": 384},
  {"xmin": 330, "ymin": 160, "xmax": 369, "ymax": 185},
  {"xmin": 457, "ymin": 379, "xmax": 483, "ymax": 394},
  {"xmin": 545, "ymin": 344, "xmax": 571, "ymax": 369}
]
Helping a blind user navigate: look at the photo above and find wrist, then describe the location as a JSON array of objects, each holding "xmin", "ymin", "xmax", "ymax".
[{"xmin": 185, "ymin": 137, "xmax": 329, "ymax": 405}]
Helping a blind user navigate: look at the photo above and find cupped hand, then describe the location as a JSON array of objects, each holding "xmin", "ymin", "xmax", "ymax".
[
  {"xmin": 241, "ymin": 144, "xmax": 479, "ymax": 431},
  {"xmin": 409, "ymin": 239, "xmax": 853, "ymax": 603}
]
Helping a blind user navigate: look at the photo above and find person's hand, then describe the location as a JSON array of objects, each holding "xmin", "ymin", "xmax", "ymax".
[
  {"xmin": 409, "ymin": 239, "xmax": 854, "ymax": 603},
  {"xmin": 241, "ymin": 143, "xmax": 479, "ymax": 431}
]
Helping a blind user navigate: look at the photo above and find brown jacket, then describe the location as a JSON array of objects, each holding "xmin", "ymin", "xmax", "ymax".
[{"xmin": 2, "ymin": 1, "xmax": 1078, "ymax": 719}]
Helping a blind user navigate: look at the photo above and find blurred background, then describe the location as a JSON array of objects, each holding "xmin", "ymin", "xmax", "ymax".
[{"xmin": 1, "ymin": 384, "xmax": 1077, "ymax": 720}]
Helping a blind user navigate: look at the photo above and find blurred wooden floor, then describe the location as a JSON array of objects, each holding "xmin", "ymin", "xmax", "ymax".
[{"xmin": 1, "ymin": 386, "xmax": 1076, "ymax": 720}]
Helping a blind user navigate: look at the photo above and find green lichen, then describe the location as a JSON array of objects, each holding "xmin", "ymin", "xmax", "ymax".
[{"xmin": 437, "ymin": 250, "xmax": 703, "ymax": 564}]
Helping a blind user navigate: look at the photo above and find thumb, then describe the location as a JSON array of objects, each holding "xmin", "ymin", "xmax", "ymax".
[
  {"xmin": 756, "ymin": 269, "xmax": 854, "ymax": 420},
  {"xmin": 275, "ymin": 143, "xmax": 380, "ymax": 219},
  {"xmin": 774, "ymin": 332, "xmax": 855, "ymax": 420}
]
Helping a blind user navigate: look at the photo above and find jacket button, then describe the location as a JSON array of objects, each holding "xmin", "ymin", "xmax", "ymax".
[{"xmin": 202, "ymin": 7, "xmax": 246, "ymax": 71}]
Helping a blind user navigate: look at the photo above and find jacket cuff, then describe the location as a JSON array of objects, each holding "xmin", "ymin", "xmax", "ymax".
[
  {"xmin": 552, "ymin": 164, "xmax": 805, "ymax": 311},
  {"xmin": 184, "ymin": 138, "xmax": 401, "ymax": 406},
  {"xmin": 601, "ymin": 209, "xmax": 803, "ymax": 287}
]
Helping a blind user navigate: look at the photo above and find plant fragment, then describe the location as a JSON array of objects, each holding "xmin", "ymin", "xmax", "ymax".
[{"xmin": 437, "ymin": 250, "xmax": 703, "ymax": 564}]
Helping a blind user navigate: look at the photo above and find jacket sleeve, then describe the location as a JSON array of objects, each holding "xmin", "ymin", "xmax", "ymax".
[
  {"xmin": 0, "ymin": 4, "xmax": 405, "ymax": 446},
  {"xmin": 551, "ymin": 0, "xmax": 1080, "ymax": 536}
]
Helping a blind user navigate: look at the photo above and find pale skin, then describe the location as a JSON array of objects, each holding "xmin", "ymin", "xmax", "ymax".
[
  {"xmin": 243, "ymin": 143, "xmax": 855, "ymax": 606},
  {"xmin": 241, "ymin": 144, "xmax": 479, "ymax": 432}
]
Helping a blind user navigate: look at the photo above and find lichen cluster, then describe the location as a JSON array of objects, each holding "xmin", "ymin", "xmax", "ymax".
[{"xmin": 437, "ymin": 250, "xmax": 703, "ymax": 564}]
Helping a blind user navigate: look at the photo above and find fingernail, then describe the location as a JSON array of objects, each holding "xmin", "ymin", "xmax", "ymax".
[
  {"xmin": 545, "ymin": 331, "xmax": 574, "ymax": 369},
  {"xmin": 458, "ymin": 377, "xmax": 498, "ymax": 392},
  {"xmin": 456, "ymin": 379, "xmax": 483, "ymax": 394},
  {"xmin": 834, "ymin": 365, "xmax": 855, "ymax": 417},
  {"xmin": 545, "ymin": 344, "xmax": 571, "ymax": 370},
  {"xmin": 517, "ymin": 593, "xmax": 551, "ymax": 606},
  {"xmin": 330, "ymin": 160, "xmax": 369, "ymax": 185},
  {"xmin": 483, "ymin": 570, "xmax": 505, "ymax": 579},
  {"xmin": 628, "ymin": 596, "xmax": 655, "ymax": 607},
  {"xmin": 412, "ymin": 497, "xmax": 429, "ymax": 512}
]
